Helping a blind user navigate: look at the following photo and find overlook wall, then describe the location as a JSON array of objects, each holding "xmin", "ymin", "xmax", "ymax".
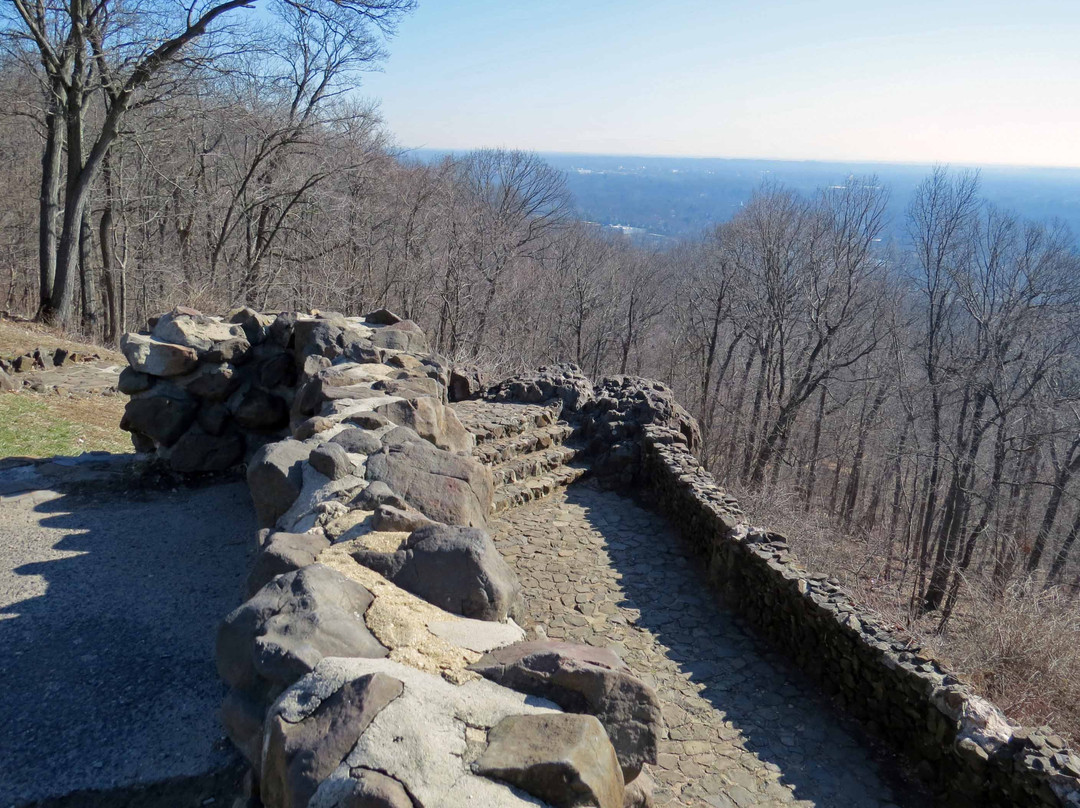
[
  {"xmin": 116, "ymin": 312, "xmax": 1080, "ymax": 808},
  {"xmin": 118, "ymin": 310, "xmax": 661, "ymax": 808}
]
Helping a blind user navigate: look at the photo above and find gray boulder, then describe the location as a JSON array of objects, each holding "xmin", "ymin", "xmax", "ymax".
[
  {"xmin": 449, "ymin": 366, "xmax": 486, "ymax": 402},
  {"xmin": 117, "ymin": 366, "xmax": 154, "ymax": 395},
  {"xmin": 309, "ymin": 656, "xmax": 562, "ymax": 808},
  {"xmin": 330, "ymin": 428, "xmax": 382, "ymax": 456},
  {"xmin": 293, "ymin": 319, "xmax": 346, "ymax": 363},
  {"xmin": 235, "ymin": 388, "xmax": 289, "ymax": 431},
  {"xmin": 247, "ymin": 531, "xmax": 332, "ymax": 596},
  {"xmin": 374, "ymin": 396, "xmax": 473, "ymax": 453},
  {"xmin": 474, "ymin": 713, "xmax": 624, "ymax": 808},
  {"xmin": 369, "ymin": 321, "xmax": 429, "ymax": 354},
  {"xmin": 309, "ymin": 442, "xmax": 354, "ymax": 481},
  {"xmin": 366, "ymin": 439, "xmax": 493, "ymax": 527},
  {"xmin": 363, "ymin": 308, "xmax": 402, "ymax": 326},
  {"xmin": 470, "ymin": 641, "xmax": 663, "ymax": 782},
  {"xmin": 371, "ymin": 504, "xmax": 435, "ymax": 533},
  {"xmin": 217, "ymin": 563, "xmax": 387, "ymax": 695},
  {"xmin": 120, "ymin": 332, "xmax": 198, "ymax": 377},
  {"xmin": 351, "ymin": 524, "xmax": 523, "ymax": 623},
  {"xmin": 168, "ymin": 426, "xmax": 245, "ymax": 473},
  {"xmin": 120, "ymin": 385, "xmax": 198, "ymax": 447},
  {"xmin": 174, "ymin": 362, "xmax": 243, "ymax": 401},
  {"xmin": 247, "ymin": 439, "xmax": 312, "ymax": 527},
  {"xmin": 263, "ymin": 672, "xmax": 404, "ymax": 808},
  {"xmin": 152, "ymin": 308, "xmax": 252, "ymax": 362},
  {"xmin": 350, "ymin": 481, "xmax": 406, "ymax": 511}
]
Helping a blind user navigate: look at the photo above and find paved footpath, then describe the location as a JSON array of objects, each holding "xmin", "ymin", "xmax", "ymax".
[
  {"xmin": 0, "ymin": 478, "xmax": 253, "ymax": 806},
  {"xmin": 492, "ymin": 484, "xmax": 928, "ymax": 808}
]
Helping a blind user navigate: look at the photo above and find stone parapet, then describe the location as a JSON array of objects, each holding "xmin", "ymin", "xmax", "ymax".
[{"xmin": 637, "ymin": 424, "xmax": 1080, "ymax": 808}]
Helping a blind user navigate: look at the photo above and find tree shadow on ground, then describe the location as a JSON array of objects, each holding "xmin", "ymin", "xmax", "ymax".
[
  {"xmin": 0, "ymin": 479, "xmax": 255, "ymax": 805},
  {"xmin": 563, "ymin": 485, "xmax": 932, "ymax": 808}
]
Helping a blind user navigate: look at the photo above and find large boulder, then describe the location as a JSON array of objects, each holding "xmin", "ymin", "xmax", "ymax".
[
  {"xmin": 173, "ymin": 362, "xmax": 243, "ymax": 401},
  {"xmin": 247, "ymin": 531, "xmax": 332, "ymax": 597},
  {"xmin": 330, "ymin": 428, "xmax": 382, "ymax": 456},
  {"xmin": 152, "ymin": 308, "xmax": 251, "ymax": 362},
  {"xmin": 303, "ymin": 656, "xmax": 562, "ymax": 808},
  {"xmin": 247, "ymin": 439, "xmax": 312, "ymax": 528},
  {"xmin": 234, "ymin": 388, "xmax": 290, "ymax": 431},
  {"xmin": 120, "ymin": 332, "xmax": 198, "ymax": 377},
  {"xmin": 374, "ymin": 396, "xmax": 473, "ymax": 453},
  {"xmin": 474, "ymin": 713, "xmax": 624, "ymax": 808},
  {"xmin": 217, "ymin": 564, "xmax": 387, "ymax": 696},
  {"xmin": 167, "ymin": 426, "xmax": 245, "ymax": 473},
  {"xmin": 119, "ymin": 385, "xmax": 198, "ymax": 447},
  {"xmin": 117, "ymin": 366, "xmax": 154, "ymax": 395},
  {"xmin": 262, "ymin": 671, "xmax": 404, "ymax": 808},
  {"xmin": 449, "ymin": 366, "xmax": 486, "ymax": 402},
  {"xmin": 470, "ymin": 641, "xmax": 663, "ymax": 781},
  {"xmin": 365, "ymin": 438, "xmax": 493, "ymax": 528},
  {"xmin": 363, "ymin": 308, "xmax": 402, "ymax": 326},
  {"xmin": 308, "ymin": 442, "xmax": 354, "ymax": 481},
  {"xmin": 352, "ymin": 524, "xmax": 524, "ymax": 623},
  {"xmin": 369, "ymin": 320, "xmax": 428, "ymax": 354}
]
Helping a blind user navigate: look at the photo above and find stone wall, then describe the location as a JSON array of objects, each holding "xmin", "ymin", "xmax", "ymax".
[
  {"xmin": 486, "ymin": 362, "xmax": 1080, "ymax": 807},
  {"xmin": 634, "ymin": 423, "xmax": 1080, "ymax": 808},
  {"xmin": 117, "ymin": 314, "xmax": 661, "ymax": 808}
]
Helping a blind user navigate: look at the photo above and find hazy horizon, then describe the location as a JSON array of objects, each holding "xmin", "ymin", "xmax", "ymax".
[{"xmin": 364, "ymin": 1, "xmax": 1080, "ymax": 169}]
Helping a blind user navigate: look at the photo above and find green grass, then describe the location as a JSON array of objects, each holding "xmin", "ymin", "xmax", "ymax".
[{"xmin": 0, "ymin": 393, "xmax": 132, "ymax": 459}]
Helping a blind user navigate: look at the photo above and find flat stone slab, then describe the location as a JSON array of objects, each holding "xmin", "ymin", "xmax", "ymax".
[{"xmin": 0, "ymin": 480, "xmax": 255, "ymax": 804}]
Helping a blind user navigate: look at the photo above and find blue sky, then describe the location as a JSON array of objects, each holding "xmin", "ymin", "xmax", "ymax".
[{"xmin": 357, "ymin": 0, "xmax": 1080, "ymax": 168}]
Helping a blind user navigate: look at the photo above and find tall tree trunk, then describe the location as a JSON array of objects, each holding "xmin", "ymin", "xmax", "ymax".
[
  {"xmin": 79, "ymin": 209, "xmax": 97, "ymax": 336},
  {"xmin": 37, "ymin": 93, "xmax": 64, "ymax": 318}
]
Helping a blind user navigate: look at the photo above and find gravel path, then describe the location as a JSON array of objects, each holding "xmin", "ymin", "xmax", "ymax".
[
  {"xmin": 0, "ymin": 480, "xmax": 254, "ymax": 805},
  {"xmin": 492, "ymin": 484, "xmax": 927, "ymax": 808}
]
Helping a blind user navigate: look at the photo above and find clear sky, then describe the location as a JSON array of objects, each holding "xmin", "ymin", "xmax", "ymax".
[{"xmin": 357, "ymin": 0, "xmax": 1080, "ymax": 168}]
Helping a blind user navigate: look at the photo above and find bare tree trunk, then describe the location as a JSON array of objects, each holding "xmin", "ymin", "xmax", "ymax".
[{"xmin": 37, "ymin": 94, "xmax": 64, "ymax": 318}]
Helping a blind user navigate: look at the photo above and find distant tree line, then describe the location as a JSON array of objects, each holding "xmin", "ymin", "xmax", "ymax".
[{"xmin": 4, "ymin": 0, "xmax": 1080, "ymax": 632}]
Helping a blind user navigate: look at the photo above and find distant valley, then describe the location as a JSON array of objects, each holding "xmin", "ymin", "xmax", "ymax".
[{"xmin": 415, "ymin": 150, "xmax": 1080, "ymax": 241}]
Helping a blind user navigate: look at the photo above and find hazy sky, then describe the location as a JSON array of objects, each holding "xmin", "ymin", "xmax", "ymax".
[{"xmin": 358, "ymin": 0, "xmax": 1080, "ymax": 167}]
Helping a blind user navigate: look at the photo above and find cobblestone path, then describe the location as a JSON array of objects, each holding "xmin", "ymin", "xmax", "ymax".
[{"xmin": 492, "ymin": 484, "xmax": 926, "ymax": 808}]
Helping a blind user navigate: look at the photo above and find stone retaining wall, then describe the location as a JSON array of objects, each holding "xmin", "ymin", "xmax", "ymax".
[
  {"xmin": 118, "ymin": 313, "xmax": 661, "ymax": 808},
  {"xmin": 635, "ymin": 423, "xmax": 1080, "ymax": 808}
]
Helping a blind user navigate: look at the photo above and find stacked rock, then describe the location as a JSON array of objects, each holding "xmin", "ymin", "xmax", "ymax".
[{"xmin": 115, "ymin": 309, "xmax": 663, "ymax": 807}]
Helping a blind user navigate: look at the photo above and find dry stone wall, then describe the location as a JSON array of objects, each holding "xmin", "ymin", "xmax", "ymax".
[
  {"xmin": 634, "ymin": 421, "xmax": 1080, "ymax": 808},
  {"xmin": 118, "ymin": 312, "xmax": 661, "ymax": 808},
  {"xmin": 485, "ymin": 362, "xmax": 1080, "ymax": 807}
]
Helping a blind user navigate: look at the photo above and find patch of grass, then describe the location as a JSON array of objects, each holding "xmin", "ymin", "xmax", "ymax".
[{"xmin": 0, "ymin": 392, "xmax": 131, "ymax": 459}]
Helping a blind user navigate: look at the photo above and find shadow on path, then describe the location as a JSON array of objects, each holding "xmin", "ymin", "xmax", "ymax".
[
  {"xmin": 0, "ymin": 480, "xmax": 255, "ymax": 805},
  {"xmin": 496, "ymin": 484, "xmax": 931, "ymax": 808}
]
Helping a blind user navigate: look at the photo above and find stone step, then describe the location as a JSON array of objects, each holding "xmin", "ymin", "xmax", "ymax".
[
  {"xmin": 452, "ymin": 400, "xmax": 560, "ymax": 446},
  {"xmin": 492, "ymin": 464, "xmax": 589, "ymax": 514},
  {"xmin": 475, "ymin": 423, "xmax": 575, "ymax": 466},
  {"xmin": 490, "ymin": 445, "xmax": 582, "ymax": 487}
]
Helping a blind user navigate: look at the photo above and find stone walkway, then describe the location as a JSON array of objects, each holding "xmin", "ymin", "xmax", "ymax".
[{"xmin": 492, "ymin": 484, "xmax": 926, "ymax": 808}]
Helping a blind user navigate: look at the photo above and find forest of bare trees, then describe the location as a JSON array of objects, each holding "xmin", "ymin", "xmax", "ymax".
[{"xmin": 5, "ymin": 0, "xmax": 1080, "ymax": 735}]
